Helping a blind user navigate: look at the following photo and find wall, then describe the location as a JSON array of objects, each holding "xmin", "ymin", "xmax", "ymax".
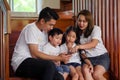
[
  {"xmin": 10, "ymin": 11, "xmax": 74, "ymax": 32},
  {"xmin": 42, "ymin": 0, "xmax": 60, "ymax": 9}
]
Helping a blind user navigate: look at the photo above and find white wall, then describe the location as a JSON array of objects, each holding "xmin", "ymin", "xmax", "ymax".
[
  {"xmin": 37, "ymin": 0, "xmax": 60, "ymax": 14},
  {"xmin": 42, "ymin": 0, "xmax": 60, "ymax": 9}
]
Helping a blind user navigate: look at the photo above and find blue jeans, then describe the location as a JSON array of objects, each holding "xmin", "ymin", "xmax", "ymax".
[{"xmin": 56, "ymin": 65, "xmax": 70, "ymax": 74}]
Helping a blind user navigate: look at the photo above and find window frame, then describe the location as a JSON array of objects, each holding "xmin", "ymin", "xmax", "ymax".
[{"xmin": 7, "ymin": 0, "xmax": 39, "ymax": 18}]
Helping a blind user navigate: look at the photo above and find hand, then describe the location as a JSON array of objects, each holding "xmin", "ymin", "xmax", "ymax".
[
  {"xmin": 84, "ymin": 58, "xmax": 94, "ymax": 73},
  {"xmin": 88, "ymin": 63, "xmax": 93, "ymax": 73},
  {"xmin": 67, "ymin": 42, "xmax": 73, "ymax": 49},
  {"xmin": 59, "ymin": 53, "xmax": 71, "ymax": 62},
  {"xmin": 67, "ymin": 43, "xmax": 74, "ymax": 54},
  {"xmin": 69, "ymin": 45, "xmax": 79, "ymax": 53},
  {"xmin": 54, "ymin": 61, "xmax": 60, "ymax": 66}
]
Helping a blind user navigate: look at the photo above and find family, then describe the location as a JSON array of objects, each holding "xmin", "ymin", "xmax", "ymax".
[{"xmin": 11, "ymin": 7, "xmax": 110, "ymax": 80}]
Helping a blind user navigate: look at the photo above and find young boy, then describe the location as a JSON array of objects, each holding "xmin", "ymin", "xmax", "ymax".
[{"xmin": 42, "ymin": 28, "xmax": 70, "ymax": 80}]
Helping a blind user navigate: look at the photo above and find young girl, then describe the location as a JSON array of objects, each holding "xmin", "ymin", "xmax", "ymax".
[
  {"xmin": 60, "ymin": 26, "xmax": 92, "ymax": 80},
  {"xmin": 72, "ymin": 10, "xmax": 110, "ymax": 80}
]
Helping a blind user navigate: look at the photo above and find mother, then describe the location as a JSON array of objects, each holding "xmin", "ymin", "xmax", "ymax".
[{"xmin": 72, "ymin": 10, "xmax": 110, "ymax": 80}]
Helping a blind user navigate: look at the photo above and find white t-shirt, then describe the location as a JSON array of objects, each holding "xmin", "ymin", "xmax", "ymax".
[
  {"xmin": 80, "ymin": 25, "xmax": 107, "ymax": 57},
  {"xmin": 11, "ymin": 22, "xmax": 48, "ymax": 71},
  {"xmin": 60, "ymin": 43, "xmax": 81, "ymax": 64},
  {"xmin": 42, "ymin": 42, "xmax": 61, "ymax": 56}
]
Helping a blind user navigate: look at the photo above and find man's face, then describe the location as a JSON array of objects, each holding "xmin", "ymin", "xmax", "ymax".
[{"xmin": 43, "ymin": 19, "xmax": 56, "ymax": 33}]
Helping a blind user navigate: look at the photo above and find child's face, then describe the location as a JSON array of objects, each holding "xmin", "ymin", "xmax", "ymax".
[
  {"xmin": 66, "ymin": 31, "xmax": 76, "ymax": 43},
  {"xmin": 49, "ymin": 34, "xmax": 63, "ymax": 47}
]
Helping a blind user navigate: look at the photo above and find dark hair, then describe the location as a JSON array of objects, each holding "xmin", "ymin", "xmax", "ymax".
[
  {"xmin": 76, "ymin": 10, "xmax": 94, "ymax": 38},
  {"xmin": 62, "ymin": 26, "xmax": 79, "ymax": 44},
  {"xmin": 48, "ymin": 28, "xmax": 63, "ymax": 37},
  {"xmin": 37, "ymin": 7, "xmax": 59, "ymax": 22}
]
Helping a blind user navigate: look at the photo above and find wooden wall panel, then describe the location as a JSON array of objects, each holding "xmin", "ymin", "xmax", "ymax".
[
  {"xmin": 118, "ymin": 0, "xmax": 120, "ymax": 79},
  {"xmin": 109, "ymin": 0, "xmax": 114, "ymax": 73},
  {"xmin": 11, "ymin": 17, "xmax": 74, "ymax": 32},
  {"xmin": 11, "ymin": 18, "xmax": 37, "ymax": 31},
  {"xmin": 55, "ymin": 19, "xmax": 74, "ymax": 32},
  {"xmin": 0, "ymin": 0, "xmax": 10, "ymax": 80},
  {"xmin": 0, "ymin": 6, "xmax": 3, "ymax": 79},
  {"xmin": 73, "ymin": 0, "xmax": 120, "ymax": 80}
]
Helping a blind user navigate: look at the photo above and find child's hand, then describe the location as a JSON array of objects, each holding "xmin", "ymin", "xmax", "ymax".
[
  {"xmin": 69, "ymin": 45, "xmax": 79, "ymax": 53},
  {"xmin": 67, "ymin": 42, "xmax": 72, "ymax": 49},
  {"xmin": 54, "ymin": 61, "xmax": 60, "ymax": 66},
  {"xmin": 67, "ymin": 42, "xmax": 77, "ymax": 54}
]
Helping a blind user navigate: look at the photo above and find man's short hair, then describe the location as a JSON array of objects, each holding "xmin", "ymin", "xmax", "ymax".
[{"xmin": 37, "ymin": 7, "xmax": 59, "ymax": 22}]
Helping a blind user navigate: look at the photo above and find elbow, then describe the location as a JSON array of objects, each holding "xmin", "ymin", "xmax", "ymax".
[{"xmin": 91, "ymin": 43, "xmax": 98, "ymax": 48}]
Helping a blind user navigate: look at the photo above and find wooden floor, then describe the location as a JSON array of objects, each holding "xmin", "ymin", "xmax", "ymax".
[
  {"xmin": 9, "ymin": 77, "xmax": 35, "ymax": 80},
  {"xmin": 9, "ymin": 72, "xmax": 109, "ymax": 80}
]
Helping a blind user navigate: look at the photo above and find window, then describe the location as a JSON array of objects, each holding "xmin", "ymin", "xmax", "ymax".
[
  {"xmin": 7, "ymin": 0, "xmax": 39, "ymax": 17},
  {"xmin": 8, "ymin": 0, "xmax": 37, "ymax": 12},
  {"xmin": 7, "ymin": 0, "xmax": 61, "ymax": 18}
]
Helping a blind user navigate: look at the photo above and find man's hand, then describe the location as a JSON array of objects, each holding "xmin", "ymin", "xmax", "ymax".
[{"xmin": 59, "ymin": 53, "xmax": 71, "ymax": 62}]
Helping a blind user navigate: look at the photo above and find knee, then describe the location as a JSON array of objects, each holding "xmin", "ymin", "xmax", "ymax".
[
  {"xmin": 93, "ymin": 71, "xmax": 102, "ymax": 79},
  {"xmin": 72, "ymin": 73, "xmax": 79, "ymax": 79},
  {"xmin": 78, "ymin": 75, "xmax": 84, "ymax": 80},
  {"xmin": 78, "ymin": 72, "xmax": 84, "ymax": 80},
  {"xmin": 82, "ymin": 64, "xmax": 89, "ymax": 73}
]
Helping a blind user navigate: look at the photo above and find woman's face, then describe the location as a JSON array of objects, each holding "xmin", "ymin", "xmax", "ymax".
[{"xmin": 77, "ymin": 15, "xmax": 88, "ymax": 31}]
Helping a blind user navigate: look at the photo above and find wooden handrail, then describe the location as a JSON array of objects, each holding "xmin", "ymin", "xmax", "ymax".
[{"xmin": 0, "ymin": 0, "xmax": 11, "ymax": 80}]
